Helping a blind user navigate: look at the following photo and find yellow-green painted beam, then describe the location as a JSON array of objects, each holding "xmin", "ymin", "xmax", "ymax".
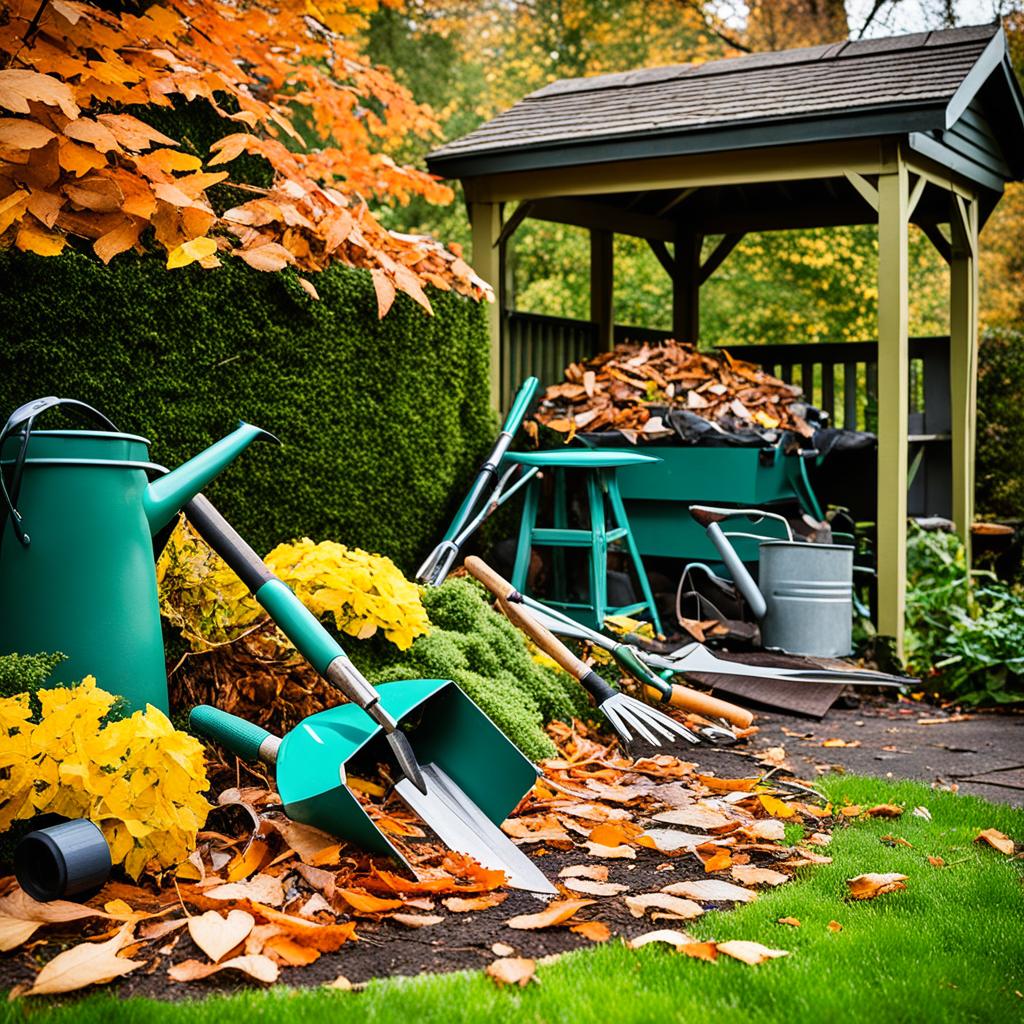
[
  {"xmin": 950, "ymin": 194, "xmax": 979, "ymax": 560},
  {"xmin": 470, "ymin": 201, "xmax": 503, "ymax": 410},
  {"xmin": 875, "ymin": 159, "xmax": 910, "ymax": 652}
]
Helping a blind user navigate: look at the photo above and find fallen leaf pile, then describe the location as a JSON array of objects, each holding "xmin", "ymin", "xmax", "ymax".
[
  {"xmin": 0, "ymin": 718, "xmax": 854, "ymax": 997},
  {"xmin": 531, "ymin": 341, "xmax": 811, "ymax": 442}
]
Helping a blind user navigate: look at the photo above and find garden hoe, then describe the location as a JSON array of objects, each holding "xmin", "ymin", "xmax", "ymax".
[
  {"xmin": 465, "ymin": 557, "xmax": 702, "ymax": 756},
  {"xmin": 417, "ymin": 376, "xmax": 540, "ymax": 587},
  {"xmin": 185, "ymin": 494, "xmax": 556, "ymax": 895}
]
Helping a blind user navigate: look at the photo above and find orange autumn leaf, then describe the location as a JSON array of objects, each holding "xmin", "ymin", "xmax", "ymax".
[
  {"xmin": 506, "ymin": 899, "xmax": 594, "ymax": 931},
  {"xmin": 588, "ymin": 821, "xmax": 643, "ymax": 848},
  {"xmin": 777, "ymin": 917, "xmax": 801, "ymax": 927},
  {"xmin": 975, "ymin": 829, "xmax": 1015, "ymax": 856},
  {"xmin": 866, "ymin": 804, "xmax": 904, "ymax": 818},
  {"xmin": 681, "ymin": 941, "xmax": 719, "ymax": 962},
  {"xmin": 696, "ymin": 775, "xmax": 758, "ymax": 793},
  {"xmin": 927, "ymin": 856, "xmax": 945, "ymax": 868},
  {"xmin": 827, "ymin": 920, "xmax": 843, "ymax": 933},
  {"xmin": 846, "ymin": 873, "xmax": 908, "ymax": 900},
  {"xmin": 442, "ymin": 893, "xmax": 509, "ymax": 913},
  {"xmin": 699, "ymin": 847, "xmax": 733, "ymax": 873},
  {"xmin": 571, "ymin": 920, "xmax": 611, "ymax": 942},
  {"xmin": 758, "ymin": 794, "xmax": 796, "ymax": 819},
  {"xmin": 486, "ymin": 957, "xmax": 536, "ymax": 988},
  {"xmin": 334, "ymin": 888, "xmax": 405, "ymax": 915}
]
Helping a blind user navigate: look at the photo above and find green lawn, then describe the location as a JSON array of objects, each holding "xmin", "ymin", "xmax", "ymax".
[{"xmin": 3, "ymin": 774, "xmax": 1022, "ymax": 1024}]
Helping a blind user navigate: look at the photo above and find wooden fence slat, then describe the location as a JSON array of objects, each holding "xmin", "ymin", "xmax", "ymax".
[
  {"xmin": 821, "ymin": 362, "xmax": 835, "ymax": 422},
  {"xmin": 843, "ymin": 362, "xmax": 858, "ymax": 429}
]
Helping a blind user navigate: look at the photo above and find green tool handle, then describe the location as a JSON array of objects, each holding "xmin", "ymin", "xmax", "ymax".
[
  {"xmin": 190, "ymin": 705, "xmax": 279, "ymax": 764},
  {"xmin": 502, "ymin": 376, "xmax": 540, "ymax": 433}
]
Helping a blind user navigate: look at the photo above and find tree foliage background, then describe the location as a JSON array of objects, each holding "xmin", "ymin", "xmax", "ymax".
[{"xmin": 365, "ymin": 0, "xmax": 1024, "ymax": 347}]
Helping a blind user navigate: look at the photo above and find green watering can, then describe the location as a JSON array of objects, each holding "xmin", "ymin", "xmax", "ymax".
[{"xmin": 0, "ymin": 397, "xmax": 272, "ymax": 712}]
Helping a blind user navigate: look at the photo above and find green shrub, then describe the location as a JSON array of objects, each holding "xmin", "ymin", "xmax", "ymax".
[
  {"xmin": 0, "ymin": 249, "xmax": 493, "ymax": 570},
  {"xmin": 355, "ymin": 578, "xmax": 590, "ymax": 760},
  {"xmin": 976, "ymin": 327, "xmax": 1024, "ymax": 522},
  {"xmin": 0, "ymin": 651, "xmax": 64, "ymax": 703},
  {"xmin": 904, "ymin": 523, "xmax": 1024, "ymax": 706}
]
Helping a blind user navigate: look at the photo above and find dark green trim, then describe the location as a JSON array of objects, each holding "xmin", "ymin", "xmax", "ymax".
[{"xmin": 907, "ymin": 131, "xmax": 1006, "ymax": 193}]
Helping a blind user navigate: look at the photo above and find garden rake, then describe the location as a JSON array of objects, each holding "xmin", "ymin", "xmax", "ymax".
[{"xmin": 465, "ymin": 556, "xmax": 701, "ymax": 756}]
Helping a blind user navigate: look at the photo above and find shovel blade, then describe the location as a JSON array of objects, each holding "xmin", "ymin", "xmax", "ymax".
[{"xmin": 396, "ymin": 763, "xmax": 556, "ymax": 896}]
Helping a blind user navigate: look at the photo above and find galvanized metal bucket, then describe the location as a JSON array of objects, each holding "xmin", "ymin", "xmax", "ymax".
[{"xmin": 757, "ymin": 540, "xmax": 854, "ymax": 658}]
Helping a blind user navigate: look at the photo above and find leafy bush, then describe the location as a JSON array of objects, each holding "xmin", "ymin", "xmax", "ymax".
[
  {"xmin": 0, "ymin": 677, "xmax": 210, "ymax": 877},
  {"xmin": 904, "ymin": 523, "xmax": 1024, "ymax": 706},
  {"xmin": 0, "ymin": 652, "xmax": 64, "ymax": 703},
  {"xmin": 976, "ymin": 327, "xmax": 1024, "ymax": 522},
  {"xmin": 0, "ymin": 248, "xmax": 493, "ymax": 570},
  {"xmin": 358, "ymin": 579, "xmax": 590, "ymax": 760}
]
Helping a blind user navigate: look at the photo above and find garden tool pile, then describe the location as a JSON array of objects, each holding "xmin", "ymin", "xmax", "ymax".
[
  {"xmin": 417, "ymin": 376, "xmax": 540, "ymax": 587},
  {"xmin": 184, "ymin": 495, "xmax": 556, "ymax": 895}
]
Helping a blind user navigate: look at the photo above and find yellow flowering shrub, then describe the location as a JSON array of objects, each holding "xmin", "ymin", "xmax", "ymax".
[
  {"xmin": 0, "ymin": 678, "xmax": 211, "ymax": 879},
  {"xmin": 158, "ymin": 517, "xmax": 430, "ymax": 652}
]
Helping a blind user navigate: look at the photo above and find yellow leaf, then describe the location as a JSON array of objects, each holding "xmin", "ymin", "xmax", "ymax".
[
  {"xmin": 758, "ymin": 793, "xmax": 795, "ymax": 818},
  {"xmin": 167, "ymin": 235, "xmax": 217, "ymax": 269},
  {"xmin": 15, "ymin": 219, "xmax": 65, "ymax": 255}
]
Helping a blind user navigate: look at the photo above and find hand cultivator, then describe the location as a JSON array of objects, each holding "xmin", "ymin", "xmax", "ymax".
[
  {"xmin": 417, "ymin": 376, "xmax": 540, "ymax": 587},
  {"xmin": 465, "ymin": 556, "xmax": 703, "ymax": 756},
  {"xmin": 185, "ymin": 495, "xmax": 556, "ymax": 895}
]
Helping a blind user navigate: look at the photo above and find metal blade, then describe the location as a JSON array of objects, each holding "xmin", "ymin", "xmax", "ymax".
[
  {"xmin": 601, "ymin": 693, "xmax": 701, "ymax": 754},
  {"xmin": 396, "ymin": 763, "xmax": 556, "ymax": 896},
  {"xmin": 386, "ymin": 730, "xmax": 428, "ymax": 794}
]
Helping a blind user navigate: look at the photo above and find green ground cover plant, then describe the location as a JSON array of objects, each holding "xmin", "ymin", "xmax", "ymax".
[
  {"xmin": 904, "ymin": 523, "xmax": 1024, "ymax": 705},
  {"xmin": 4, "ymin": 773, "xmax": 1020, "ymax": 1024}
]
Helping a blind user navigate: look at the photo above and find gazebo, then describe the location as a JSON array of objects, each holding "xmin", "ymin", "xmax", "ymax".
[{"xmin": 427, "ymin": 24, "xmax": 1024, "ymax": 650}]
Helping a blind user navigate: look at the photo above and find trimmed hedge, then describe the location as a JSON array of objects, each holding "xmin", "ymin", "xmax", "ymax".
[{"xmin": 0, "ymin": 249, "xmax": 493, "ymax": 568}]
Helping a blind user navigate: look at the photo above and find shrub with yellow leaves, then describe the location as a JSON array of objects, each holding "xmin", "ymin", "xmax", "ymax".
[
  {"xmin": 158, "ymin": 517, "xmax": 430, "ymax": 652},
  {"xmin": 0, "ymin": 678, "xmax": 210, "ymax": 879}
]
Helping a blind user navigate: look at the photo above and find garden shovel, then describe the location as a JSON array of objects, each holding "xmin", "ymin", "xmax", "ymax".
[{"xmin": 185, "ymin": 495, "xmax": 556, "ymax": 895}]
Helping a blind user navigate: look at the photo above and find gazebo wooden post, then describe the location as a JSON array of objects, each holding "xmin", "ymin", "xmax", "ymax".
[
  {"xmin": 469, "ymin": 201, "xmax": 504, "ymax": 409},
  {"xmin": 590, "ymin": 228, "xmax": 614, "ymax": 350},
  {"xmin": 673, "ymin": 226, "xmax": 701, "ymax": 343},
  {"xmin": 949, "ymin": 192, "xmax": 979, "ymax": 562},
  {"xmin": 875, "ymin": 154, "xmax": 910, "ymax": 651}
]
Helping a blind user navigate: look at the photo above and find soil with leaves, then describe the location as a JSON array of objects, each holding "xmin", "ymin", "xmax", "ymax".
[{"xmin": 0, "ymin": 720, "xmax": 879, "ymax": 1000}]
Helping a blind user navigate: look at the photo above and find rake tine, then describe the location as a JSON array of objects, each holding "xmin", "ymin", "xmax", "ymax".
[
  {"xmin": 629, "ymin": 700, "xmax": 701, "ymax": 746},
  {"xmin": 600, "ymin": 700, "xmax": 635, "ymax": 745},
  {"xmin": 607, "ymin": 698, "xmax": 659, "ymax": 746}
]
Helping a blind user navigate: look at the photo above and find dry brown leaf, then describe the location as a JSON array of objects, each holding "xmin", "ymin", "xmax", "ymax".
[
  {"xmin": 265, "ymin": 819, "xmax": 339, "ymax": 864},
  {"xmin": 571, "ymin": 920, "xmax": 611, "ymax": 942},
  {"xmin": 741, "ymin": 820, "xmax": 786, "ymax": 842},
  {"xmin": 491, "ymin": 942, "xmax": 515, "ymax": 956},
  {"xmin": 822, "ymin": 738, "xmax": 860, "ymax": 748},
  {"xmin": 187, "ymin": 910, "xmax": 255, "ymax": 963},
  {"xmin": 716, "ymin": 940, "xmax": 789, "ymax": 965},
  {"xmin": 651, "ymin": 807, "xmax": 735, "ymax": 831},
  {"xmin": 927, "ymin": 856, "xmax": 945, "ymax": 868},
  {"xmin": 663, "ymin": 879, "xmax": 758, "ymax": 904},
  {"xmin": 627, "ymin": 928, "xmax": 695, "ymax": 950},
  {"xmin": 777, "ymin": 917, "xmax": 801, "ymax": 927},
  {"xmin": 624, "ymin": 893, "xmax": 704, "ymax": 920},
  {"xmin": 846, "ymin": 873, "xmax": 908, "ymax": 900},
  {"xmin": 730, "ymin": 866, "xmax": 790, "ymax": 887},
  {"xmin": 975, "ymin": 829, "xmax": 1015, "ymax": 856},
  {"xmin": 506, "ymin": 898, "xmax": 594, "ymax": 930},
  {"xmin": 559, "ymin": 864, "xmax": 609, "ymax": 881},
  {"xmin": 562, "ymin": 878, "xmax": 629, "ymax": 897},
  {"xmin": 0, "ymin": 889, "xmax": 111, "ymax": 952},
  {"xmin": 486, "ymin": 957, "xmax": 536, "ymax": 988},
  {"xmin": 205, "ymin": 873, "xmax": 285, "ymax": 907},
  {"xmin": 324, "ymin": 974, "xmax": 353, "ymax": 990},
  {"xmin": 139, "ymin": 918, "xmax": 189, "ymax": 941},
  {"xmin": 866, "ymin": 804, "xmax": 904, "ymax": 818},
  {"xmin": 639, "ymin": 830, "xmax": 712, "ymax": 854},
  {"xmin": 442, "ymin": 893, "xmax": 508, "ymax": 913},
  {"xmin": 168, "ymin": 954, "xmax": 279, "ymax": 984},
  {"xmin": 22, "ymin": 924, "xmax": 143, "ymax": 997},
  {"xmin": 585, "ymin": 841, "xmax": 637, "ymax": 859}
]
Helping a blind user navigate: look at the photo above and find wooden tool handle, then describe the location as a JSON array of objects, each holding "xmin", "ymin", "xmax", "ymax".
[
  {"xmin": 644, "ymin": 684, "xmax": 753, "ymax": 728},
  {"xmin": 499, "ymin": 597, "xmax": 591, "ymax": 681},
  {"xmin": 464, "ymin": 555, "xmax": 517, "ymax": 603}
]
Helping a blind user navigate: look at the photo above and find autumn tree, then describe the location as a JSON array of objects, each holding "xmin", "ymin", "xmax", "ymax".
[{"xmin": 0, "ymin": 0, "xmax": 489, "ymax": 314}]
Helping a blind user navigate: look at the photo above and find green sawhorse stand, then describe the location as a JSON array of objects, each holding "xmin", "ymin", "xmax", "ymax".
[{"xmin": 504, "ymin": 450, "xmax": 663, "ymax": 634}]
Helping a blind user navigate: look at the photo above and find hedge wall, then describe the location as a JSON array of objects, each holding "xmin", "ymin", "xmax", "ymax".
[{"xmin": 0, "ymin": 249, "xmax": 494, "ymax": 568}]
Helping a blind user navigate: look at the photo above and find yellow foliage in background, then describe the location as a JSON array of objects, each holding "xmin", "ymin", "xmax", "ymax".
[
  {"xmin": 0, "ymin": 678, "xmax": 211, "ymax": 878},
  {"xmin": 157, "ymin": 517, "xmax": 430, "ymax": 652}
]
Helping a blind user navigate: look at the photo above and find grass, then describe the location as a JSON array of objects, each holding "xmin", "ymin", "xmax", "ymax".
[{"xmin": 3, "ymin": 774, "xmax": 1022, "ymax": 1024}]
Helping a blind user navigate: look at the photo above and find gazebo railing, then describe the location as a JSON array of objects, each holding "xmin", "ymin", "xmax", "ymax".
[{"xmin": 503, "ymin": 311, "xmax": 598, "ymax": 410}]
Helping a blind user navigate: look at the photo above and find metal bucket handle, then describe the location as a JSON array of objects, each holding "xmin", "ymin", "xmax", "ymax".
[{"xmin": 1, "ymin": 397, "xmax": 119, "ymax": 548}]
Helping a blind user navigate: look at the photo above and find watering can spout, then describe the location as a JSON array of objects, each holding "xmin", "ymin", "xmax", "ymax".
[{"xmin": 143, "ymin": 422, "xmax": 278, "ymax": 534}]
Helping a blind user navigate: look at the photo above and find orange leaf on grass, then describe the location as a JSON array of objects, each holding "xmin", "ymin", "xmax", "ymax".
[
  {"xmin": 846, "ymin": 873, "xmax": 908, "ymax": 900},
  {"xmin": 866, "ymin": 804, "xmax": 904, "ymax": 818},
  {"xmin": 716, "ymin": 940, "xmax": 789, "ymax": 965},
  {"xmin": 828, "ymin": 920, "xmax": 843, "ymax": 932},
  {"xmin": 486, "ymin": 957, "xmax": 536, "ymax": 987},
  {"xmin": 681, "ymin": 941, "xmax": 719, "ymax": 962},
  {"xmin": 975, "ymin": 829, "xmax": 1015, "ymax": 856},
  {"xmin": 506, "ymin": 899, "xmax": 594, "ymax": 931},
  {"xmin": 626, "ymin": 929, "xmax": 695, "ymax": 950},
  {"xmin": 778, "ymin": 917, "xmax": 801, "ymax": 927}
]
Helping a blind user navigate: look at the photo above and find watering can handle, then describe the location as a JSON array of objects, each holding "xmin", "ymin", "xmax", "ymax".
[
  {"xmin": 190, "ymin": 705, "xmax": 281, "ymax": 765},
  {"xmin": 1, "ymin": 397, "xmax": 120, "ymax": 548}
]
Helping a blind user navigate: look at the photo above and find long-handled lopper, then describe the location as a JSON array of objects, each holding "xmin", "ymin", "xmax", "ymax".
[
  {"xmin": 417, "ymin": 377, "xmax": 540, "ymax": 587},
  {"xmin": 465, "ymin": 556, "xmax": 702, "ymax": 756},
  {"xmin": 185, "ymin": 494, "xmax": 556, "ymax": 895}
]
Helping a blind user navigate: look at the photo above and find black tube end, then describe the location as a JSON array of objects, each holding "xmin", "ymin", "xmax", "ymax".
[{"xmin": 14, "ymin": 819, "xmax": 111, "ymax": 903}]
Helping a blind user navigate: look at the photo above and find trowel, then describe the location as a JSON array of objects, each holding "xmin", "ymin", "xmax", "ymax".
[{"xmin": 185, "ymin": 494, "xmax": 555, "ymax": 895}]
